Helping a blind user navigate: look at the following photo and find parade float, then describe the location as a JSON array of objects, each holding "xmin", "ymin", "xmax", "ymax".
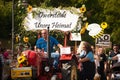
[{"xmin": 10, "ymin": 4, "xmax": 108, "ymax": 80}]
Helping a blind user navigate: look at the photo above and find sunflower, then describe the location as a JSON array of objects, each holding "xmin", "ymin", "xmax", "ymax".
[
  {"xmin": 16, "ymin": 36, "xmax": 19, "ymax": 42},
  {"xmin": 80, "ymin": 22, "xmax": 88, "ymax": 34},
  {"xmin": 17, "ymin": 55, "xmax": 27, "ymax": 64},
  {"xmin": 23, "ymin": 37, "xmax": 29, "ymax": 43},
  {"xmin": 17, "ymin": 55, "xmax": 28, "ymax": 67},
  {"xmin": 101, "ymin": 22, "xmax": 108, "ymax": 29},
  {"xmin": 85, "ymin": 22, "xmax": 89, "ymax": 28},
  {"xmin": 27, "ymin": 5, "xmax": 32, "ymax": 13},
  {"xmin": 80, "ymin": 27, "xmax": 86, "ymax": 34},
  {"xmin": 80, "ymin": 5, "xmax": 86, "ymax": 13}
]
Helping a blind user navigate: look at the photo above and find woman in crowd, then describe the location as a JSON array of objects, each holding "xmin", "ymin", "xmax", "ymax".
[
  {"xmin": 94, "ymin": 47, "xmax": 107, "ymax": 80},
  {"xmin": 77, "ymin": 41, "xmax": 96, "ymax": 80}
]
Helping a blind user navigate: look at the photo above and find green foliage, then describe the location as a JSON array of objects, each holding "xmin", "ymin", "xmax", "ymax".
[
  {"xmin": 0, "ymin": 1, "xmax": 12, "ymax": 39},
  {"xmin": 0, "ymin": 0, "xmax": 120, "ymax": 47},
  {"xmin": 50, "ymin": 30, "xmax": 64, "ymax": 45},
  {"xmin": 111, "ymin": 28, "xmax": 120, "ymax": 44},
  {"xmin": 101, "ymin": 0, "xmax": 120, "ymax": 44}
]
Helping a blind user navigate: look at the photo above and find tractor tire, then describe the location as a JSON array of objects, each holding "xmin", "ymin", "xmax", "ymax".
[{"xmin": 61, "ymin": 60, "xmax": 77, "ymax": 80}]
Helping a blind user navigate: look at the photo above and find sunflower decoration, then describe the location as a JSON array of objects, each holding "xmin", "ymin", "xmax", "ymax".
[
  {"xmin": 17, "ymin": 54, "xmax": 28, "ymax": 67},
  {"xmin": 101, "ymin": 22, "xmax": 108, "ymax": 29},
  {"xmin": 15, "ymin": 35, "xmax": 19, "ymax": 43},
  {"xmin": 80, "ymin": 4, "xmax": 86, "ymax": 13},
  {"xmin": 27, "ymin": 5, "xmax": 32, "ymax": 13},
  {"xmin": 80, "ymin": 22, "xmax": 88, "ymax": 34},
  {"xmin": 23, "ymin": 36, "xmax": 29, "ymax": 43}
]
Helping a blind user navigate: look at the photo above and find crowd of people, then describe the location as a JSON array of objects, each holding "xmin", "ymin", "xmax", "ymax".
[
  {"xmin": 77, "ymin": 41, "xmax": 120, "ymax": 80},
  {"xmin": 0, "ymin": 29, "xmax": 120, "ymax": 80},
  {"xmin": 31, "ymin": 29, "xmax": 120, "ymax": 80},
  {"xmin": 0, "ymin": 42, "xmax": 12, "ymax": 80}
]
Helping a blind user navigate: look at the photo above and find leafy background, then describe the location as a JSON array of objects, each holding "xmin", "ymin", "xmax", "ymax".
[{"xmin": 0, "ymin": 0, "xmax": 120, "ymax": 48}]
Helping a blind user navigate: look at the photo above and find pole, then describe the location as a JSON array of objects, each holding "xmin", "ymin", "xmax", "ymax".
[
  {"xmin": 64, "ymin": 32, "xmax": 67, "ymax": 47},
  {"xmin": 75, "ymin": 41, "xmax": 77, "ymax": 53},
  {"xmin": 12, "ymin": 0, "xmax": 14, "ymax": 59},
  {"xmin": 47, "ymin": 27, "xmax": 50, "ymax": 59}
]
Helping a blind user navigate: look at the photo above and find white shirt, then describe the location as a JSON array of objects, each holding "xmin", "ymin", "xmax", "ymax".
[{"xmin": 116, "ymin": 54, "xmax": 120, "ymax": 62}]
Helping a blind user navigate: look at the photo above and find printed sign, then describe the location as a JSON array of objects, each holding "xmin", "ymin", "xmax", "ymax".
[
  {"xmin": 70, "ymin": 33, "xmax": 81, "ymax": 41},
  {"xmin": 23, "ymin": 8, "xmax": 80, "ymax": 31},
  {"xmin": 96, "ymin": 34, "xmax": 111, "ymax": 46},
  {"xmin": 60, "ymin": 47, "xmax": 71, "ymax": 55}
]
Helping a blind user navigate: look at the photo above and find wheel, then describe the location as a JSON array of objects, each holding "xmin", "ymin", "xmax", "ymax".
[{"xmin": 61, "ymin": 59, "xmax": 77, "ymax": 80}]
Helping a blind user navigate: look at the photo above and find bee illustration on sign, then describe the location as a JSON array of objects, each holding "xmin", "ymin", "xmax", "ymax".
[{"xmin": 80, "ymin": 22, "xmax": 108, "ymax": 38}]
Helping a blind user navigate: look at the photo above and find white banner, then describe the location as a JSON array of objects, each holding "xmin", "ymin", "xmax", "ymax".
[{"xmin": 23, "ymin": 8, "xmax": 81, "ymax": 31}]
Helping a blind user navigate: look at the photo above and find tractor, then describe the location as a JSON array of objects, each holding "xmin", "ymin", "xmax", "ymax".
[{"xmin": 10, "ymin": 28, "xmax": 79, "ymax": 80}]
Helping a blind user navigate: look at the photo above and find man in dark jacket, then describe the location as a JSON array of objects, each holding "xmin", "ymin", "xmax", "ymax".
[{"xmin": 109, "ymin": 44, "xmax": 120, "ymax": 65}]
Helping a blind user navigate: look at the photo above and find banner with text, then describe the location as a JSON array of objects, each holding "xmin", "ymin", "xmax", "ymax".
[{"xmin": 23, "ymin": 8, "xmax": 80, "ymax": 31}]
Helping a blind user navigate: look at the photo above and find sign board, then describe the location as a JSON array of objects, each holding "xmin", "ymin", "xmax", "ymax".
[
  {"xmin": 23, "ymin": 8, "xmax": 81, "ymax": 31},
  {"xmin": 95, "ymin": 34, "xmax": 111, "ymax": 46},
  {"xmin": 60, "ymin": 47, "xmax": 71, "ymax": 55},
  {"xmin": 70, "ymin": 33, "xmax": 81, "ymax": 41}
]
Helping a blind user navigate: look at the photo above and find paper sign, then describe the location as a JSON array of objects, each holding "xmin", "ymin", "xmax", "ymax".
[
  {"xmin": 70, "ymin": 33, "xmax": 81, "ymax": 41},
  {"xmin": 60, "ymin": 47, "xmax": 71, "ymax": 55}
]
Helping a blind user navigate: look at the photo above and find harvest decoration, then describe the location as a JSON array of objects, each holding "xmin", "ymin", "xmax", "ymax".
[
  {"xmin": 80, "ymin": 22, "xmax": 88, "ymax": 34},
  {"xmin": 23, "ymin": 36, "xmax": 29, "ymax": 43},
  {"xmin": 17, "ymin": 54, "xmax": 28, "ymax": 67},
  {"xmin": 101, "ymin": 22, "xmax": 108, "ymax": 29},
  {"xmin": 27, "ymin": 5, "xmax": 32, "ymax": 13},
  {"xmin": 15, "ymin": 36, "xmax": 19, "ymax": 43},
  {"xmin": 80, "ymin": 5, "xmax": 86, "ymax": 13}
]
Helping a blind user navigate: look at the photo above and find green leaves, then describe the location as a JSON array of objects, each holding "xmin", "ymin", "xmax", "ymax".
[{"xmin": 0, "ymin": 0, "xmax": 120, "ymax": 46}]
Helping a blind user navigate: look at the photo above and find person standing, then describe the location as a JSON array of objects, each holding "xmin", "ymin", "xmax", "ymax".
[
  {"xmin": 36, "ymin": 29, "xmax": 63, "ymax": 69},
  {"xmin": 0, "ymin": 48, "xmax": 4, "ymax": 80},
  {"xmin": 109, "ymin": 44, "xmax": 120, "ymax": 65},
  {"xmin": 77, "ymin": 41, "xmax": 95, "ymax": 80},
  {"xmin": 95, "ymin": 47, "xmax": 107, "ymax": 80}
]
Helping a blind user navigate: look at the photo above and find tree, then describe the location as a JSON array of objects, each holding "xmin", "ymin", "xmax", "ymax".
[
  {"xmin": 1, "ymin": 0, "xmax": 120, "ymax": 46},
  {"xmin": 100, "ymin": 0, "xmax": 120, "ymax": 44},
  {"xmin": 0, "ymin": 0, "xmax": 12, "ymax": 39}
]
